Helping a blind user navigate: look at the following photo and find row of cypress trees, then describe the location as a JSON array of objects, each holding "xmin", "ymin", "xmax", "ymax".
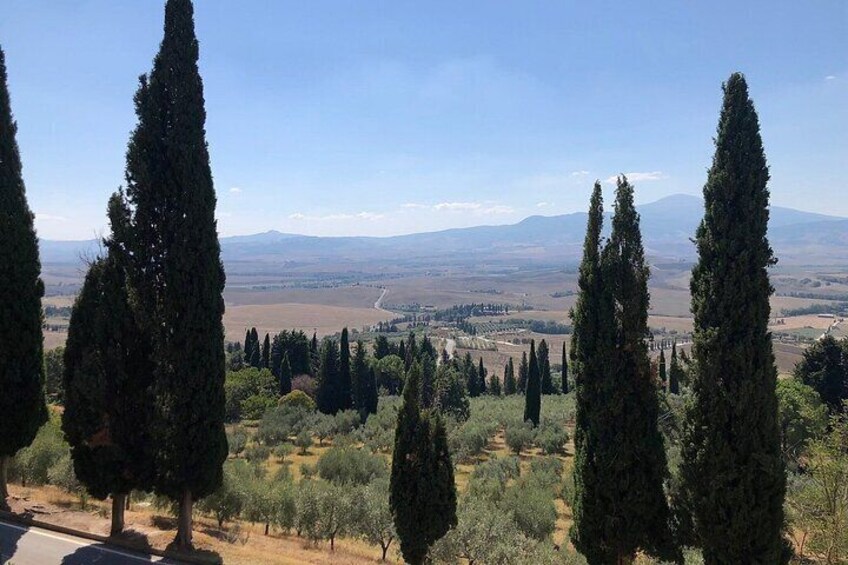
[{"xmin": 569, "ymin": 74, "xmax": 786, "ymax": 564}]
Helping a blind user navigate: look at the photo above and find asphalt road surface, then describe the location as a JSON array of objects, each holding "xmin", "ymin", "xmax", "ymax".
[{"xmin": 0, "ymin": 520, "xmax": 177, "ymax": 565}]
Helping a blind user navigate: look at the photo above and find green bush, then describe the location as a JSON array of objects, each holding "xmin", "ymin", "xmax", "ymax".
[
  {"xmin": 9, "ymin": 413, "xmax": 68, "ymax": 487},
  {"xmin": 227, "ymin": 426, "xmax": 248, "ymax": 457},
  {"xmin": 244, "ymin": 444, "xmax": 271, "ymax": 464},
  {"xmin": 316, "ymin": 446, "xmax": 387, "ymax": 486},
  {"xmin": 224, "ymin": 367, "xmax": 277, "ymax": 422},
  {"xmin": 257, "ymin": 404, "xmax": 312, "ymax": 445},
  {"xmin": 241, "ymin": 394, "xmax": 277, "ymax": 421},
  {"xmin": 274, "ymin": 443, "xmax": 294, "ymax": 463},
  {"xmin": 504, "ymin": 421, "xmax": 535, "ymax": 455},
  {"xmin": 535, "ymin": 421, "xmax": 569, "ymax": 455},
  {"xmin": 501, "ymin": 483, "xmax": 557, "ymax": 541},
  {"xmin": 279, "ymin": 389, "xmax": 316, "ymax": 412},
  {"xmin": 295, "ymin": 430, "xmax": 313, "ymax": 455}
]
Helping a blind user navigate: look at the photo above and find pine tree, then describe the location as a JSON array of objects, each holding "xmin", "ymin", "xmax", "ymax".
[
  {"xmin": 488, "ymin": 373, "xmax": 502, "ymax": 396},
  {"xmin": 680, "ymin": 73, "xmax": 786, "ymax": 564},
  {"xmin": 464, "ymin": 353, "xmax": 479, "ymax": 397},
  {"xmin": 793, "ymin": 335, "xmax": 847, "ymax": 413},
  {"xmin": 279, "ymin": 354, "xmax": 293, "ymax": 396},
  {"xmin": 111, "ymin": 0, "xmax": 227, "ymax": 547},
  {"xmin": 317, "ymin": 339, "xmax": 341, "ymax": 415},
  {"xmin": 261, "ymin": 333, "xmax": 271, "ymax": 369},
  {"xmin": 658, "ymin": 348, "xmax": 667, "ymax": 390},
  {"xmin": 504, "ymin": 358, "xmax": 517, "ymax": 395},
  {"xmin": 668, "ymin": 343, "xmax": 680, "ymax": 395},
  {"xmin": 524, "ymin": 340, "xmax": 541, "ymax": 427},
  {"xmin": 244, "ymin": 329, "xmax": 253, "ymax": 360},
  {"xmin": 421, "ymin": 353, "xmax": 436, "ymax": 408},
  {"xmin": 518, "ymin": 352, "xmax": 529, "ymax": 393},
  {"xmin": 538, "ymin": 339, "xmax": 555, "ymax": 394},
  {"xmin": 477, "ymin": 357, "xmax": 487, "ymax": 395},
  {"xmin": 0, "ymin": 45, "xmax": 48, "ymax": 510},
  {"xmin": 62, "ymin": 248, "xmax": 155, "ymax": 535},
  {"xmin": 390, "ymin": 361, "xmax": 456, "ymax": 565},
  {"xmin": 562, "ymin": 341, "xmax": 570, "ymax": 394},
  {"xmin": 339, "ymin": 328, "xmax": 352, "ymax": 410}
]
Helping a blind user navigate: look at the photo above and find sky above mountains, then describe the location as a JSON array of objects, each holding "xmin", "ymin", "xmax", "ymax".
[{"xmin": 2, "ymin": 0, "xmax": 846, "ymax": 240}]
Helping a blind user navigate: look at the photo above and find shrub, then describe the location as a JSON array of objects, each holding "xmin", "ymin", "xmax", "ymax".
[
  {"xmin": 535, "ymin": 421, "xmax": 569, "ymax": 455},
  {"xmin": 501, "ymin": 484, "xmax": 557, "ymax": 541},
  {"xmin": 317, "ymin": 446, "xmax": 387, "ymax": 486},
  {"xmin": 333, "ymin": 409, "xmax": 361, "ymax": 437},
  {"xmin": 244, "ymin": 444, "xmax": 271, "ymax": 464},
  {"xmin": 448, "ymin": 422, "xmax": 491, "ymax": 463},
  {"xmin": 9, "ymin": 413, "xmax": 67, "ymax": 487},
  {"xmin": 504, "ymin": 421, "xmax": 535, "ymax": 455},
  {"xmin": 241, "ymin": 394, "xmax": 277, "ymax": 421},
  {"xmin": 295, "ymin": 430, "xmax": 313, "ymax": 455},
  {"xmin": 198, "ymin": 460, "xmax": 248, "ymax": 528},
  {"xmin": 279, "ymin": 389, "xmax": 316, "ymax": 412},
  {"xmin": 224, "ymin": 367, "xmax": 277, "ymax": 422},
  {"xmin": 274, "ymin": 443, "xmax": 294, "ymax": 463},
  {"xmin": 291, "ymin": 375, "xmax": 318, "ymax": 400},
  {"xmin": 227, "ymin": 426, "xmax": 248, "ymax": 457},
  {"xmin": 257, "ymin": 404, "xmax": 312, "ymax": 445}
]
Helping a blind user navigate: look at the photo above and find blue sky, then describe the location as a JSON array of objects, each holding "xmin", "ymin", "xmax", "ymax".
[{"xmin": 2, "ymin": 1, "xmax": 846, "ymax": 240}]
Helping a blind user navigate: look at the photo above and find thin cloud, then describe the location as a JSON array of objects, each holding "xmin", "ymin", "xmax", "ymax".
[
  {"xmin": 288, "ymin": 211, "xmax": 384, "ymax": 221},
  {"xmin": 229, "ymin": 187, "xmax": 242, "ymax": 194},
  {"xmin": 536, "ymin": 202, "xmax": 550, "ymax": 208},
  {"xmin": 434, "ymin": 202, "xmax": 482, "ymax": 212},
  {"xmin": 825, "ymin": 75, "xmax": 836, "ymax": 80},
  {"xmin": 605, "ymin": 171, "xmax": 667, "ymax": 184},
  {"xmin": 570, "ymin": 170, "xmax": 590, "ymax": 177}
]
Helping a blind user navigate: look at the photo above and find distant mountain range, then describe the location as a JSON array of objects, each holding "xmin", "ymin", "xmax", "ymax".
[{"xmin": 39, "ymin": 194, "xmax": 848, "ymax": 269}]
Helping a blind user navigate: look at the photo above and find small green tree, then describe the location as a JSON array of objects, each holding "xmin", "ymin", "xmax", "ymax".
[
  {"xmin": 794, "ymin": 335, "xmax": 847, "ymax": 414},
  {"xmin": 523, "ymin": 341, "xmax": 541, "ymax": 427},
  {"xmin": 356, "ymin": 478, "xmax": 396, "ymax": 561}
]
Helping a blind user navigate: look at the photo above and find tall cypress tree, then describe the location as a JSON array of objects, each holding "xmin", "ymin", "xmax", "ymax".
[
  {"xmin": 249, "ymin": 328, "xmax": 261, "ymax": 368},
  {"xmin": 62, "ymin": 247, "xmax": 155, "ymax": 535},
  {"xmin": 112, "ymin": 0, "xmax": 226, "ymax": 547},
  {"xmin": 353, "ymin": 341, "xmax": 377, "ymax": 422},
  {"xmin": 570, "ymin": 182, "xmax": 617, "ymax": 562},
  {"xmin": 504, "ymin": 358, "xmax": 517, "ymax": 395},
  {"xmin": 586, "ymin": 176, "xmax": 677, "ymax": 563},
  {"xmin": 477, "ymin": 357, "xmax": 487, "ymax": 395},
  {"xmin": 317, "ymin": 339, "xmax": 341, "ymax": 414},
  {"xmin": 538, "ymin": 339, "xmax": 555, "ymax": 394},
  {"xmin": 0, "ymin": 45, "xmax": 48, "ymax": 510},
  {"xmin": 390, "ymin": 361, "xmax": 456, "ymax": 565},
  {"xmin": 562, "ymin": 341, "xmax": 569, "ymax": 394},
  {"xmin": 279, "ymin": 354, "xmax": 293, "ymax": 396},
  {"xmin": 668, "ymin": 343, "xmax": 681, "ymax": 395},
  {"xmin": 518, "ymin": 352, "xmax": 528, "ymax": 393},
  {"xmin": 339, "ymin": 328, "xmax": 352, "ymax": 410},
  {"xmin": 658, "ymin": 348, "xmax": 667, "ymax": 390},
  {"xmin": 680, "ymin": 73, "xmax": 786, "ymax": 564},
  {"xmin": 261, "ymin": 333, "xmax": 271, "ymax": 369},
  {"xmin": 524, "ymin": 340, "xmax": 541, "ymax": 427}
]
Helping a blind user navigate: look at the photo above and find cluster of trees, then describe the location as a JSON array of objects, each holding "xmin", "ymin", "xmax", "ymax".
[{"xmin": 1, "ymin": 0, "xmax": 227, "ymax": 549}]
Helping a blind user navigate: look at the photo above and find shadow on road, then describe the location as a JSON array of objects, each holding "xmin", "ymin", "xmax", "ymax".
[
  {"xmin": 60, "ymin": 543, "xmax": 156, "ymax": 564},
  {"xmin": 0, "ymin": 520, "xmax": 28, "ymax": 564}
]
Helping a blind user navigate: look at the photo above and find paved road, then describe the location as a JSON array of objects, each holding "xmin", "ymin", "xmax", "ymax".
[{"xmin": 1, "ymin": 520, "xmax": 176, "ymax": 565}]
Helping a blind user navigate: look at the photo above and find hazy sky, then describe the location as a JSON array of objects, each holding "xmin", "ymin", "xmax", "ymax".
[{"xmin": 2, "ymin": 1, "xmax": 846, "ymax": 240}]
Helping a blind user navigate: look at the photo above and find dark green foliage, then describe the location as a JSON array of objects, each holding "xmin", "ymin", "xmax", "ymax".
[
  {"xmin": 372, "ymin": 354, "xmax": 405, "ymax": 395},
  {"xmin": 373, "ymin": 335, "xmax": 392, "ymax": 360},
  {"xmin": 488, "ymin": 372, "xmax": 502, "ymax": 396},
  {"xmin": 249, "ymin": 330, "xmax": 262, "ymax": 369},
  {"xmin": 569, "ymin": 182, "xmax": 616, "ymax": 562},
  {"xmin": 523, "ymin": 341, "xmax": 541, "ymax": 427},
  {"xmin": 353, "ymin": 341, "xmax": 378, "ymax": 422},
  {"xmin": 518, "ymin": 352, "xmax": 528, "ymax": 394},
  {"xmin": 463, "ymin": 353, "xmax": 480, "ymax": 397},
  {"xmin": 339, "ymin": 328, "xmax": 352, "ymax": 411},
  {"xmin": 477, "ymin": 357, "xmax": 487, "ymax": 395},
  {"xmin": 261, "ymin": 333, "xmax": 271, "ymax": 369},
  {"xmin": 793, "ymin": 335, "xmax": 847, "ymax": 413},
  {"xmin": 669, "ymin": 342, "xmax": 681, "ymax": 395},
  {"xmin": 317, "ymin": 339, "xmax": 341, "ymax": 415},
  {"xmin": 270, "ymin": 330, "xmax": 311, "ymax": 377},
  {"xmin": 561, "ymin": 342, "xmax": 569, "ymax": 394},
  {"xmin": 0, "ymin": 45, "xmax": 48, "ymax": 503},
  {"xmin": 576, "ymin": 176, "xmax": 677, "ymax": 563},
  {"xmin": 421, "ymin": 353, "xmax": 436, "ymax": 408},
  {"xmin": 434, "ymin": 365, "xmax": 470, "ymax": 422},
  {"xmin": 279, "ymin": 354, "xmax": 293, "ymax": 396},
  {"xmin": 538, "ymin": 339, "xmax": 555, "ymax": 394},
  {"xmin": 680, "ymin": 73, "xmax": 786, "ymax": 564},
  {"xmin": 62, "ymin": 253, "xmax": 155, "ymax": 505},
  {"xmin": 504, "ymin": 358, "xmax": 517, "ymax": 395},
  {"xmin": 658, "ymin": 348, "xmax": 667, "ymax": 390},
  {"xmin": 111, "ymin": 0, "xmax": 227, "ymax": 545},
  {"xmin": 390, "ymin": 361, "xmax": 457, "ymax": 564}
]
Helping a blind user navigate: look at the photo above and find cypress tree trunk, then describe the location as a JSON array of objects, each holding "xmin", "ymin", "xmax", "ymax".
[
  {"xmin": 680, "ymin": 73, "xmax": 786, "ymax": 564},
  {"xmin": 111, "ymin": 494, "xmax": 126, "ymax": 536},
  {"xmin": 176, "ymin": 490, "xmax": 193, "ymax": 549},
  {"xmin": 0, "ymin": 45, "xmax": 48, "ymax": 511}
]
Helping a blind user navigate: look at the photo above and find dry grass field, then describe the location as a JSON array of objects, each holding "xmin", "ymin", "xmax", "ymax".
[{"xmin": 223, "ymin": 303, "xmax": 388, "ymax": 340}]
